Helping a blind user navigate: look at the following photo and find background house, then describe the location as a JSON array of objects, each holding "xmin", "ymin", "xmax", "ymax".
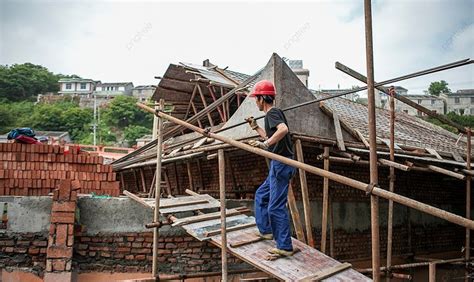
[
  {"xmin": 389, "ymin": 94, "xmax": 445, "ymax": 116},
  {"xmin": 441, "ymin": 89, "xmax": 474, "ymax": 115},
  {"xmin": 58, "ymin": 78, "xmax": 97, "ymax": 96},
  {"xmin": 132, "ymin": 85, "xmax": 157, "ymax": 102}
]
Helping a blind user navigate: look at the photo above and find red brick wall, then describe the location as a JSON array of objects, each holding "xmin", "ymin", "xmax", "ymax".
[
  {"xmin": 0, "ymin": 143, "xmax": 120, "ymax": 196},
  {"xmin": 0, "ymin": 233, "xmax": 48, "ymax": 270},
  {"xmin": 119, "ymin": 146, "xmax": 469, "ymax": 260},
  {"xmin": 73, "ymin": 233, "xmax": 246, "ymax": 273}
]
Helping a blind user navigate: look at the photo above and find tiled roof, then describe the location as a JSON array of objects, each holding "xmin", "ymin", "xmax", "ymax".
[{"xmin": 321, "ymin": 92, "xmax": 466, "ymax": 155}]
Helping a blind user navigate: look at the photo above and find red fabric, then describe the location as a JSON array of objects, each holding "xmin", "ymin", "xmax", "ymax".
[{"xmin": 15, "ymin": 135, "xmax": 41, "ymax": 144}]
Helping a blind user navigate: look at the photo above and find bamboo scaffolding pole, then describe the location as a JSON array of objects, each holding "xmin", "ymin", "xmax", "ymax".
[
  {"xmin": 218, "ymin": 149, "xmax": 227, "ymax": 281},
  {"xmin": 466, "ymin": 128, "xmax": 471, "ymax": 282},
  {"xmin": 364, "ymin": 1, "xmax": 380, "ymax": 280},
  {"xmin": 386, "ymin": 89, "xmax": 396, "ymax": 282},
  {"xmin": 427, "ymin": 165, "xmax": 466, "ymax": 180},
  {"xmin": 321, "ymin": 147, "xmax": 330, "ymax": 254},
  {"xmin": 152, "ymin": 99, "xmax": 164, "ymax": 279},
  {"xmin": 137, "ymin": 103, "xmax": 474, "ymax": 229},
  {"xmin": 295, "ymin": 139, "xmax": 315, "ymax": 247},
  {"xmin": 429, "ymin": 262, "xmax": 436, "ymax": 282},
  {"xmin": 186, "ymin": 162, "xmax": 194, "ymax": 191},
  {"xmin": 357, "ymin": 257, "xmax": 467, "ymax": 273}
]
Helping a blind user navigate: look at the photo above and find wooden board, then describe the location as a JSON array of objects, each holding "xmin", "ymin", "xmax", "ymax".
[
  {"xmin": 141, "ymin": 194, "xmax": 220, "ymax": 214},
  {"xmin": 182, "ymin": 215, "xmax": 256, "ymax": 241},
  {"xmin": 210, "ymin": 227, "xmax": 371, "ymax": 281}
]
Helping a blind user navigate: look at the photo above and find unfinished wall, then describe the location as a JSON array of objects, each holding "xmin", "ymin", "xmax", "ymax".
[
  {"xmin": 0, "ymin": 195, "xmax": 249, "ymax": 276},
  {"xmin": 0, "ymin": 143, "xmax": 120, "ymax": 196},
  {"xmin": 119, "ymin": 145, "xmax": 471, "ymax": 260}
]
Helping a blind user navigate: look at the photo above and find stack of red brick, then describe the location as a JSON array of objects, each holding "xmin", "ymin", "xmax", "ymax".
[
  {"xmin": 0, "ymin": 143, "xmax": 120, "ymax": 196},
  {"xmin": 45, "ymin": 180, "xmax": 78, "ymax": 277}
]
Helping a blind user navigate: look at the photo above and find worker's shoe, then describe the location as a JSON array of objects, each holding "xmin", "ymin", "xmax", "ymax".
[
  {"xmin": 256, "ymin": 232, "xmax": 273, "ymax": 240},
  {"xmin": 267, "ymin": 247, "xmax": 295, "ymax": 257}
]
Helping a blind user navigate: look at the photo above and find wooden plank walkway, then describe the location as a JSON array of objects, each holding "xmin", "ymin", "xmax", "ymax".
[{"xmin": 125, "ymin": 192, "xmax": 371, "ymax": 281}]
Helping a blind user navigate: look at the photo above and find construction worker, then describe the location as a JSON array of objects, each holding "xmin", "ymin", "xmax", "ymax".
[{"xmin": 245, "ymin": 80, "xmax": 296, "ymax": 257}]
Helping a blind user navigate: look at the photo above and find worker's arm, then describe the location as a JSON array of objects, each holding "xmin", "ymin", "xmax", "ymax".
[
  {"xmin": 266, "ymin": 123, "xmax": 288, "ymax": 146},
  {"xmin": 255, "ymin": 127, "xmax": 267, "ymax": 139}
]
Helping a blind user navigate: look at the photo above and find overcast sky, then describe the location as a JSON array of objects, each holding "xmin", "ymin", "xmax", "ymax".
[{"xmin": 1, "ymin": 0, "xmax": 473, "ymax": 94}]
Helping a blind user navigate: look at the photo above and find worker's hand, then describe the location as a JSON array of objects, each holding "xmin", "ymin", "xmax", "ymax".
[
  {"xmin": 248, "ymin": 139, "xmax": 269, "ymax": 150},
  {"xmin": 245, "ymin": 116, "xmax": 259, "ymax": 130}
]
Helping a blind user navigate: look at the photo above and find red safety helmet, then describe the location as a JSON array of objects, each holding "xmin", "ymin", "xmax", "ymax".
[{"xmin": 250, "ymin": 80, "xmax": 276, "ymax": 97}]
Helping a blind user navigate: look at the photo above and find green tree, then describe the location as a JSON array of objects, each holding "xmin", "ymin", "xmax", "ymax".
[
  {"xmin": 428, "ymin": 80, "xmax": 450, "ymax": 96},
  {"xmin": 101, "ymin": 96, "xmax": 153, "ymax": 129},
  {"xmin": 0, "ymin": 63, "xmax": 63, "ymax": 101},
  {"xmin": 123, "ymin": 125, "xmax": 151, "ymax": 146}
]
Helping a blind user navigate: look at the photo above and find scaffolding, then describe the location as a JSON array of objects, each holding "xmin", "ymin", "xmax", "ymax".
[{"xmin": 121, "ymin": 1, "xmax": 474, "ymax": 280}]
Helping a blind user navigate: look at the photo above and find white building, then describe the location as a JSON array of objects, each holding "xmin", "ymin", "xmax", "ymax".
[
  {"xmin": 440, "ymin": 89, "xmax": 474, "ymax": 115},
  {"xmin": 390, "ymin": 94, "xmax": 444, "ymax": 116},
  {"xmin": 132, "ymin": 85, "xmax": 156, "ymax": 102},
  {"xmin": 288, "ymin": 60, "xmax": 310, "ymax": 87},
  {"xmin": 94, "ymin": 82, "xmax": 134, "ymax": 98},
  {"xmin": 58, "ymin": 78, "xmax": 97, "ymax": 96}
]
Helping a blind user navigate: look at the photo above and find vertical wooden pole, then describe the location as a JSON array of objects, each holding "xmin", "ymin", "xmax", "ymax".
[
  {"xmin": 186, "ymin": 162, "xmax": 194, "ymax": 191},
  {"xmin": 466, "ymin": 128, "xmax": 471, "ymax": 282},
  {"xmin": 196, "ymin": 159, "xmax": 204, "ymax": 191},
  {"xmin": 120, "ymin": 172, "xmax": 125, "ymax": 190},
  {"xmin": 429, "ymin": 263, "xmax": 436, "ymax": 282},
  {"xmin": 329, "ymin": 195, "xmax": 335, "ymax": 257},
  {"xmin": 152, "ymin": 99, "xmax": 164, "ymax": 279},
  {"xmin": 321, "ymin": 147, "xmax": 330, "ymax": 253},
  {"xmin": 364, "ymin": 1, "xmax": 380, "ymax": 280},
  {"xmin": 295, "ymin": 139, "xmax": 315, "ymax": 247},
  {"xmin": 152, "ymin": 105, "xmax": 158, "ymax": 140},
  {"xmin": 174, "ymin": 163, "xmax": 181, "ymax": 194},
  {"xmin": 386, "ymin": 90, "xmax": 396, "ymax": 281},
  {"xmin": 140, "ymin": 168, "xmax": 147, "ymax": 193},
  {"xmin": 218, "ymin": 149, "xmax": 228, "ymax": 281},
  {"xmin": 288, "ymin": 183, "xmax": 306, "ymax": 243}
]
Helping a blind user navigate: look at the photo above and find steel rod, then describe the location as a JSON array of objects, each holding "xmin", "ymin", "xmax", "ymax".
[{"xmin": 137, "ymin": 103, "xmax": 474, "ymax": 229}]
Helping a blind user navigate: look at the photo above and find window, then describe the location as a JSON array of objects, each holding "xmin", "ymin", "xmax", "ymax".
[
  {"xmin": 417, "ymin": 99, "xmax": 422, "ymax": 104},
  {"xmin": 66, "ymin": 83, "xmax": 72, "ymax": 90},
  {"xmin": 80, "ymin": 83, "xmax": 87, "ymax": 90},
  {"xmin": 403, "ymin": 110, "xmax": 408, "ymax": 113},
  {"xmin": 431, "ymin": 99, "xmax": 435, "ymax": 105},
  {"xmin": 470, "ymin": 108, "xmax": 474, "ymax": 115},
  {"xmin": 471, "ymin": 97, "xmax": 474, "ymax": 104},
  {"xmin": 455, "ymin": 97, "xmax": 460, "ymax": 104}
]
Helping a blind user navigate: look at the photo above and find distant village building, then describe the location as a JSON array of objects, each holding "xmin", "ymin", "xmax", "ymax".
[
  {"xmin": 390, "ymin": 94, "xmax": 445, "ymax": 116},
  {"xmin": 58, "ymin": 78, "xmax": 97, "ymax": 96},
  {"xmin": 392, "ymin": 86, "xmax": 408, "ymax": 96},
  {"xmin": 132, "ymin": 85, "xmax": 157, "ymax": 102},
  {"xmin": 288, "ymin": 60, "xmax": 310, "ymax": 87},
  {"xmin": 94, "ymin": 82, "xmax": 134, "ymax": 98},
  {"xmin": 136, "ymin": 134, "xmax": 153, "ymax": 148},
  {"xmin": 441, "ymin": 89, "xmax": 474, "ymax": 115}
]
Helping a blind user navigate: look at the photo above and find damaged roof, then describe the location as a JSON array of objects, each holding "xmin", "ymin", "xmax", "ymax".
[{"xmin": 113, "ymin": 53, "xmax": 470, "ymax": 170}]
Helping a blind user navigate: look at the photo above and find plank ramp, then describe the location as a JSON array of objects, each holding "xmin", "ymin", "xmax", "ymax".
[{"xmin": 125, "ymin": 192, "xmax": 371, "ymax": 281}]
